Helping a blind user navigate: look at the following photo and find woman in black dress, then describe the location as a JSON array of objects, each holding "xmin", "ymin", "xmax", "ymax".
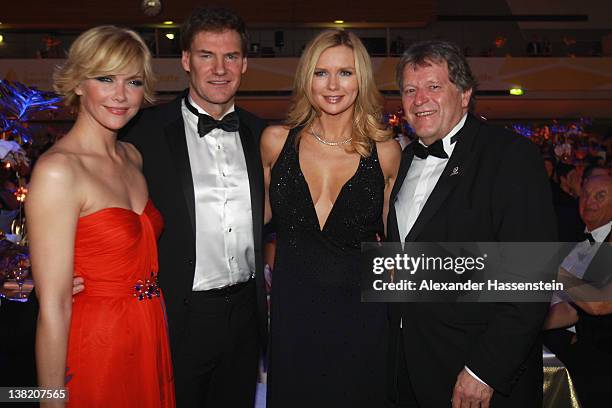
[{"xmin": 261, "ymin": 30, "xmax": 401, "ymax": 406}]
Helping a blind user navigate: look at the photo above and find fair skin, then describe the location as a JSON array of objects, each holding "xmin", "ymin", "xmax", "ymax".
[
  {"xmin": 400, "ymin": 60, "xmax": 472, "ymax": 147},
  {"xmin": 543, "ymin": 301, "xmax": 579, "ymax": 330},
  {"xmin": 28, "ymin": 66, "xmax": 147, "ymax": 407},
  {"xmin": 579, "ymin": 175, "xmax": 612, "ymax": 232},
  {"xmin": 400, "ymin": 59, "xmax": 491, "ymax": 408},
  {"xmin": 181, "ymin": 29, "xmax": 247, "ymax": 119},
  {"xmin": 261, "ymin": 45, "xmax": 400, "ymax": 234}
]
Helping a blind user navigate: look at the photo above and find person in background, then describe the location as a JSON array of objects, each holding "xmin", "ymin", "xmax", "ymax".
[
  {"xmin": 552, "ymin": 162, "xmax": 585, "ymax": 241},
  {"xmin": 543, "ymin": 174, "xmax": 612, "ymax": 408}
]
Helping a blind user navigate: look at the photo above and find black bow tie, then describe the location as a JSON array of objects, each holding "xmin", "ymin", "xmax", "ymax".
[
  {"xmin": 412, "ymin": 139, "xmax": 448, "ymax": 159},
  {"xmin": 184, "ymin": 97, "xmax": 239, "ymax": 136},
  {"xmin": 412, "ymin": 132, "xmax": 461, "ymax": 160},
  {"xmin": 581, "ymin": 232, "xmax": 596, "ymax": 244}
]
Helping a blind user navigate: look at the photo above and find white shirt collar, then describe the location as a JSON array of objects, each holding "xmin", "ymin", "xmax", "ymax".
[
  {"xmin": 587, "ymin": 221, "xmax": 612, "ymax": 242},
  {"xmin": 187, "ymin": 95, "xmax": 235, "ymax": 119}
]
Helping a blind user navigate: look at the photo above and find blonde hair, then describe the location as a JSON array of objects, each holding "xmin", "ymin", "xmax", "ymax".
[
  {"xmin": 53, "ymin": 26, "xmax": 155, "ymax": 107},
  {"xmin": 286, "ymin": 29, "xmax": 391, "ymax": 157}
]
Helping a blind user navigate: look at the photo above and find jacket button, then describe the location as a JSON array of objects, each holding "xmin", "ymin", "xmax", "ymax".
[
  {"xmin": 183, "ymin": 298, "xmax": 190, "ymax": 305},
  {"xmin": 187, "ymin": 259, "xmax": 194, "ymax": 266}
]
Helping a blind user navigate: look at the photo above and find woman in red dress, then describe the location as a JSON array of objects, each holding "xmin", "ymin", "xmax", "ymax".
[{"xmin": 27, "ymin": 26, "xmax": 174, "ymax": 407}]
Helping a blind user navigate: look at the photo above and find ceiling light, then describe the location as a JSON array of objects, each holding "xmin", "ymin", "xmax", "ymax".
[
  {"xmin": 141, "ymin": 0, "xmax": 162, "ymax": 17},
  {"xmin": 162, "ymin": 21, "xmax": 173, "ymax": 25},
  {"xmin": 165, "ymin": 33, "xmax": 175, "ymax": 40},
  {"xmin": 334, "ymin": 20, "xmax": 344, "ymax": 24},
  {"xmin": 509, "ymin": 87, "xmax": 524, "ymax": 96}
]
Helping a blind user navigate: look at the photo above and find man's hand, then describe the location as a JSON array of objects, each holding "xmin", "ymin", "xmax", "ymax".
[
  {"xmin": 452, "ymin": 368, "xmax": 494, "ymax": 408},
  {"xmin": 72, "ymin": 276, "xmax": 84, "ymax": 295}
]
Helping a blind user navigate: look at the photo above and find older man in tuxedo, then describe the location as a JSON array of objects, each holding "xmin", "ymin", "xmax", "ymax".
[
  {"xmin": 544, "ymin": 174, "xmax": 612, "ymax": 407},
  {"xmin": 387, "ymin": 40, "xmax": 557, "ymax": 407}
]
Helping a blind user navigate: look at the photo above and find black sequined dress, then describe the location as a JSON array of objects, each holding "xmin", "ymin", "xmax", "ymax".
[{"xmin": 267, "ymin": 128, "xmax": 388, "ymax": 407}]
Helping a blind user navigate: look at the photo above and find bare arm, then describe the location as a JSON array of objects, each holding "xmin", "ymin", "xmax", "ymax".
[
  {"xmin": 27, "ymin": 153, "xmax": 82, "ymax": 405},
  {"xmin": 376, "ymin": 139, "xmax": 401, "ymax": 237},
  {"xmin": 260, "ymin": 126, "xmax": 290, "ymax": 225},
  {"xmin": 559, "ymin": 267, "xmax": 612, "ymax": 316},
  {"xmin": 543, "ymin": 301, "xmax": 579, "ymax": 330}
]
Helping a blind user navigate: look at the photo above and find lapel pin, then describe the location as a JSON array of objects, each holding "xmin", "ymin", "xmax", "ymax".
[{"xmin": 450, "ymin": 166, "xmax": 460, "ymax": 176}]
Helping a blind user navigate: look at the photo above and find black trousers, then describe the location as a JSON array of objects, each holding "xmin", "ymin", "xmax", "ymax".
[
  {"xmin": 174, "ymin": 280, "xmax": 259, "ymax": 408},
  {"xmin": 388, "ymin": 329, "xmax": 419, "ymax": 408}
]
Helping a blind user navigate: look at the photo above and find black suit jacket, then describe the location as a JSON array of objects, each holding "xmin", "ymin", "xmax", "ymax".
[
  {"xmin": 576, "ymin": 236, "xmax": 612, "ymax": 354},
  {"xmin": 387, "ymin": 114, "xmax": 557, "ymax": 406},
  {"xmin": 121, "ymin": 93, "xmax": 268, "ymax": 357}
]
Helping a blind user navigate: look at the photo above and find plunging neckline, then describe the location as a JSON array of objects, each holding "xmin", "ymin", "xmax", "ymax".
[{"xmin": 297, "ymin": 142, "xmax": 362, "ymax": 232}]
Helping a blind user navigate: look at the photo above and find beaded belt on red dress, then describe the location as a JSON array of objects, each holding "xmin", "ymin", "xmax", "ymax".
[{"xmin": 133, "ymin": 272, "xmax": 161, "ymax": 301}]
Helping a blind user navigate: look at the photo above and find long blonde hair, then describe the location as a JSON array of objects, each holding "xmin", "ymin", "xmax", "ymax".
[{"xmin": 286, "ymin": 29, "xmax": 391, "ymax": 157}]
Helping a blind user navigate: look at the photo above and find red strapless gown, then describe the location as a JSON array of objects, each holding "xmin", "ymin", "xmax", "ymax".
[{"xmin": 66, "ymin": 200, "xmax": 175, "ymax": 407}]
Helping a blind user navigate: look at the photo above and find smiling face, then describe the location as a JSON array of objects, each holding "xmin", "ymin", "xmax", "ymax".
[
  {"xmin": 75, "ymin": 65, "xmax": 144, "ymax": 132},
  {"xmin": 400, "ymin": 60, "xmax": 471, "ymax": 146},
  {"xmin": 181, "ymin": 29, "xmax": 247, "ymax": 119},
  {"xmin": 310, "ymin": 45, "xmax": 358, "ymax": 118},
  {"xmin": 579, "ymin": 175, "xmax": 612, "ymax": 231}
]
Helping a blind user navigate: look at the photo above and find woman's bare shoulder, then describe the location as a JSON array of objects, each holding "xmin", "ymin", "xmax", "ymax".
[
  {"xmin": 32, "ymin": 148, "xmax": 81, "ymax": 184},
  {"xmin": 375, "ymin": 139, "xmax": 401, "ymax": 181},
  {"xmin": 27, "ymin": 148, "xmax": 84, "ymax": 214},
  {"xmin": 376, "ymin": 138, "xmax": 402, "ymax": 164},
  {"xmin": 262, "ymin": 125, "xmax": 291, "ymax": 145},
  {"xmin": 261, "ymin": 125, "xmax": 291, "ymax": 164},
  {"xmin": 119, "ymin": 141, "xmax": 143, "ymax": 169}
]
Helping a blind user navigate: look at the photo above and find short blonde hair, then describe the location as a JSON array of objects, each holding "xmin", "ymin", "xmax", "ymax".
[
  {"xmin": 54, "ymin": 26, "xmax": 155, "ymax": 107},
  {"xmin": 286, "ymin": 29, "xmax": 391, "ymax": 157}
]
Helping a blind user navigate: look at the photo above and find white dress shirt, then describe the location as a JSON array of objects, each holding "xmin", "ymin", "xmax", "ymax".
[
  {"xmin": 551, "ymin": 220, "xmax": 612, "ymax": 337},
  {"xmin": 395, "ymin": 114, "xmax": 467, "ymax": 242},
  {"xmin": 182, "ymin": 97, "xmax": 255, "ymax": 291},
  {"xmin": 590, "ymin": 221, "xmax": 612, "ymax": 243},
  {"xmin": 558, "ymin": 221, "xmax": 611, "ymax": 284}
]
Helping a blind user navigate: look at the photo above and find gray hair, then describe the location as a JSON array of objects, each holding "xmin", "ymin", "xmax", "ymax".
[{"xmin": 396, "ymin": 40, "xmax": 477, "ymax": 110}]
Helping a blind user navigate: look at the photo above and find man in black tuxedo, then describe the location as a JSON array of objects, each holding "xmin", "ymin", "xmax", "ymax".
[
  {"xmin": 387, "ymin": 40, "xmax": 557, "ymax": 407},
  {"xmin": 122, "ymin": 6, "xmax": 267, "ymax": 407},
  {"xmin": 544, "ymin": 174, "xmax": 612, "ymax": 407}
]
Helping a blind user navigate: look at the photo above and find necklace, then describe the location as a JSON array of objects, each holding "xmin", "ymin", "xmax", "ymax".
[{"xmin": 309, "ymin": 127, "xmax": 353, "ymax": 146}]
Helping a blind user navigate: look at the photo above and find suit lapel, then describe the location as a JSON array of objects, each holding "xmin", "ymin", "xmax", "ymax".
[
  {"xmin": 164, "ymin": 112, "xmax": 196, "ymax": 239},
  {"xmin": 236, "ymin": 108, "xmax": 263, "ymax": 263},
  {"xmin": 388, "ymin": 145, "xmax": 415, "ymax": 241},
  {"xmin": 405, "ymin": 115, "xmax": 480, "ymax": 242},
  {"xmin": 391, "ymin": 144, "xmax": 415, "ymax": 203}
]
